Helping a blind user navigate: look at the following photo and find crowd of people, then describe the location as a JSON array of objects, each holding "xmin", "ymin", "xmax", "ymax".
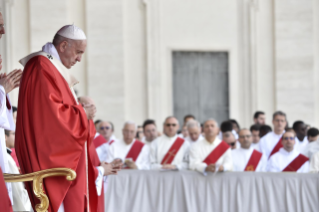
[{"xmin": 92, "ymin": 111, "xmax": 319, "ymax": 173}]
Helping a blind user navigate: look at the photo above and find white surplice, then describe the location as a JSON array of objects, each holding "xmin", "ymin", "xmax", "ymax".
[
  {"xmin": 250, "ymin": 142, "xmax": 260, "ymax": 151},
  {"xmin": 267, "ymin": 148, "xmax": 309, "ymax": 173},
  {"xmin": 7, "ymin": 149, "xmax": 31, "ymax": 211},
  {"xmin": 95, "ymin": 134, "xmax": 117, "ymax": 162},
  {"xmin": 259, "ymin": 131, "xmax": 285, "ymax": 159},
  {"xmin": 150, "ymin": 134, "xmax": 189, "ymax": 170},
  {"xmin": 310, "ymin": 151, "xmax": 319, "ymax": 173},
  {"xmin": 231, "ymin": 147, "xmax": 267, "ymax": 172},
  {"xmin": 189, "ymin": 137, "xmax": 233, "ymax": 174},
  {"xmin": 302, "ymin": 140, "xmax": 319, "ymax": 160},
  {"xmin": 185, "ymin": 134, "xmax": 204, "ymax": 147},
  {"xmin": 106, "ymin": 139, "xmax": 150, "ymax": 170},
  {"xmin": 295, "ymin": 136, "xmax": 308, "ymax": 152}
]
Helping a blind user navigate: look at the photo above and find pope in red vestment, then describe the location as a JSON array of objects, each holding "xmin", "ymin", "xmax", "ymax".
[
  {"xmin": 15, "ymin": 25, "xmax": 99, "ymax": 212},
  {"xmin": 0, "ymin": 167, "xmax": 13, "ymax": 212}
]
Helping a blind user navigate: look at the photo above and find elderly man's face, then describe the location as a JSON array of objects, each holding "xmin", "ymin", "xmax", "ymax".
[
  {"xmin": 203, "ymin": 120, "xmax": 219, "ymax": 138},
  {"xmin": 122, "ymin": 124, "xmax": 136, "ymax": 144},
  {"xmin": 98, "ymin": 122, "xmax": 113, "ymax": 140},
  {"xmin": 188, "ymin": 127, "xmax": 201, "ymax": 142},
  {"xmin": 59, "ymin": 39, "xmax": 87, "ymax": 69},
  {"xmin": 0, "ymin": 13, "xmax": 5, "ymax": 39},
  {"xmin": 163, "ymin": 117, "xmax": 179, "ymax": 137}
]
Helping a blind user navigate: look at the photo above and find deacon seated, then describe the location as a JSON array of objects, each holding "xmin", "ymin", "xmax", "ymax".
[
  {"xmin": 220, "ymin": 121, "xmax": 239, "ymax": 149},
  {"xmin": 189, "ymin": 119, "xmax": 233, "ymax": 174},
  {"xmin": 302, "ymin": 128, "xmax": 319, "ymax": 161},
  {"xmin": 292, "ymin": 120, "xmax": 308, "ymax": 152},
  {"xmin": 150, "ymin": 116, "xmax": 189, "ymax": 170},
  {"xmin": 250, "ymin": 124, "xmax": 261, "ymax": 150},
  {"xmin": 231, "ymin": 129, "xmax": 267, "ymax": 172},
  {"xmin": 5, "ymin": 130, "xmax": 31, "ymax": 211},
  {"xmin": 94, "ymin": 120, "xmax": 117, "ymax": 162},
  {"xmin": 310, "ymin": 151, "xmax": 319, "ymax": 173},
  {"xmin": 267, "ymin": 129, "xmax": 309, "ymax": 173},
  {"xmin": 142, "ymin": 119, "xmax": 158, "ymax": 146},
  {"xmin": 259, "ymin": 111, "xmax": 287, "ymax": 159},
  {"xmin": 185, "ymin": 120, "xmax": 203, "ymax": 146},
  {"xmin": 106, "ymin": 121, "xmax": 150, "ymax": 170}
]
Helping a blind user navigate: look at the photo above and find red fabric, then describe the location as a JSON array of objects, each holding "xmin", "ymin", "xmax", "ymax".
[
  {"xmin": 6, "ymin": 95, "xmax": 11, "ymax": 110},
  {"xmin": 10, "ymin": 148, "xmax": 20, "ymax": 168},
  {"xmin": 269, "ymin": 138, "xmax": 283, "ymax": 159},
  {"xmin": 93, "ymin": 135, "xmax": 107, "ymax": 149},
  {"xmin": 283, "ymin": 154, "xmax": 309, "ymax": 172},
  {"xmin": 244, "ymin": 149, "xmax": 263, "ymax": 171},
  {"xmin": 15, "ymin": 56, "xmax": 98, "ymax": 212},
  {"xmin": 109, "ymin": 140, "xmax": 115, "ymax": 145},
  {"xmin": 0, "ymin": 168, "xmax": 13, "ymax": 212},
  {"xmin": 126, "ymin": 140, "xmax": 145, "ymax": 162},
  {"xmin": 89, "ymin": 137, "xmax": 104, "ymax": 212},
  {"xmin": 161, "ymin": 137, "xmax": 185, "ymax": 165},
  {"xmin": 203, "ymin": 141, "xmax": 229, "ymax": 165}
]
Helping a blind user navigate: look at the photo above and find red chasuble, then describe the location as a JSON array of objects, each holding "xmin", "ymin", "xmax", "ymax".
[
  {"xmin": 282, "ymin": 154, "xmax": 309, "ymax": 172},
  {"xmin": 269, "ymin": 138, "xmax": 283, "ymax": 159},
  {"xmin": 15, "ymin": 56, "xmax": 98, "ymax": 212},
  {"xmin": 244, "ymin": 150, "xmax": 263, "ymax": 171},
  {"xmin": 161, "ymin": 137, "xmax": 185, "ymax": 165},
  {"xmin": 126, "ymin": 140, "xmax": 145, "ymax": 162},
  {"xmin": 89, "ymin": 140, "xmax": 104, "ymax": 212},
  {"xmin": 203, "ymin": 141, "xmax": 229, "ymax": 165},
  {"xmin": 93, "ymin": 135, "xmax": 107, "ymax": 149},
  {"xmin": 0, "ymin": 168, "xmax": 13, "ymax": 212}
]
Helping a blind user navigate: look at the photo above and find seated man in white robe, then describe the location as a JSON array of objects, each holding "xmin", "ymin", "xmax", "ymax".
[
  {"xmin": 142, "ymin": 119, "xmax": 158, "ymax": 146},
  {"xmin": 292, "ymin": 120, "xmax": 308, "ymax": 152},
  {"xmin": 302, "ymin": 128, "xmax": 319, "ymax": 160},
  {"xmin": 259, "ymin": 111, "xmax": 287, "ymax": 159},
  {"xmin": 150, "ymin": 116, "xmax": 189, "ymax": 170},
  {"xmin": 189, "ymin": 119, "xmax": 233, "ymax": 174},
  {"xmin": 185, "ymin": 120, "xmax": 203, "ymax": 146},
  {"xmin": 106, "ymin": 121, "xmax": 150, "ymax": 170},
  {"xmin": 232, "ymin": 129, "xmax": 267, "ymax": 172},
  {"xmin": 310, "ymin": 151, "xmax": 319, "ymax": 173},
  {"xmin": 267, "ymin": 129, "xmax": 309, "ymax": 173},
  {"xmin": 5, "ymin": 130, "xmax": 31, "ymax": 211},
  {"xmin": 250, "ymin": 124, "xmax": 261, "ymax": 150},
  {"xmin": 221, "ymin": 121, "xmax": 239, "ymax": 149}
]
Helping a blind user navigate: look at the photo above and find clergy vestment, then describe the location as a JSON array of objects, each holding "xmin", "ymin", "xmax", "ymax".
[
  {"xmin": 94, "ymin": 133, "xmax": 117, "ymax": 162},
  {"xmin": 310, "ymin": 151, "xmax": 319, "ymax": 173},
  {"xmin": 295, "ymin": 136, "xmax": 308, "ymax": 152},
  {"xmin": 231, "ymin": 147, "xmax": 267, "ymax": 172},
  {"xmin": 250, "ymin": 142, "xmax": 260, "ymax": 151},
  {"xmin": 185, "ymin": 134, "xmax": 204, "ymax": 147},
  {"xmin": 189, "ymin": 137, "xmax": 233, "ymax": 173},
  {"xmin": 16, "ymin": 50, "xmax": 99, "ymax": 212},
  {"xmin": 0, "ymin": 167, "xmax": 12, "ymax": 212},
  {"xmin": 150, "ymin": 135, "xmax": 189, "ymax": 170},
  {"xmin": 259, "ymin": 131, "xmax": 285, "ymax": 159},
  {"xmin": 106, "ymin": 139, "xmax": 150, "ymax": 170},
  {"xmin": 301, "ymin": 140, "xmax": 319, "ymax": 160},
  {"xmin": 267, "ymin": 148, "xmax": 309, "ymax": 173},
  {"xmin": 6, "ymin": 148, "xmax": 31, "ymax": 211}
]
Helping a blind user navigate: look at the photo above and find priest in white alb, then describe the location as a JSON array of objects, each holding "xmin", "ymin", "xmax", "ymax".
[
  {"xmin": 142, "ymin": 119, "xmax": 158, "ymax": 146},
  {"xmin": 259, "ymin": 111, "xmax": 287, "ymax": 159},
  {"xmin": 189, "ymin": 119, "xmax": 233, "ymax": 174},
  {"xmin": 292, "ymin": 120, "xmax": 308, "ymax": 152},
  {"xmin": 106, "ymin": 121, "xmax": 150, "ymax": 170},
  {"xmin": 185, "ymin": 120, "xmax": 203, "ymax": 146},
  {"xmin": 232, "ymin": 129, "xmax": 267, "ymax": 172},
  {"xmin": 267, "ymin": 129, "xmax": 309, "ymax": 173},
  {"xmin": 150, "ymin": 116, "xmax": 189, "ymax": 170}
]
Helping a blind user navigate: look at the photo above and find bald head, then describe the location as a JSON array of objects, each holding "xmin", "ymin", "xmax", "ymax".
[{"xmin": 78, "ymin": 96, "xmax": 94, "ymax": 106}]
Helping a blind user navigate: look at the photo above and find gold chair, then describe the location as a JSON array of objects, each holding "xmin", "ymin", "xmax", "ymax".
[{"xmin": 4, "ymin": 168, "xmax": 76, "ymax": 212}]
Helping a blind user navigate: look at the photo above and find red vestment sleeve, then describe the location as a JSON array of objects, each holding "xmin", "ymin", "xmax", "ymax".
[
  {"xmin": 0, "ymin": 168, "xmax": 13, "ymax": 212},
  {"xmin": 16, "ymin": 56, "xmax": 95, "ymax": 212}
]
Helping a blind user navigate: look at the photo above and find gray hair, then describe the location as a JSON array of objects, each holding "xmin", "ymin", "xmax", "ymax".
[
  {"xmin": 203, "ymin": 118, "xmax": 219, "ymax": 127},
  {"xmin": 272, "ymin": 111, "xmax": 286, "ymax": 120},
  {"xmin": 163, "ymin": 116, "xmax": 179, "ymax": 125},
  {"xmin": 186, "ymin": 120, "xmax": 201, "ymax": 129},
  {"xmin": 123, "ymin": 121, "xmax": 137, "ymax": 130},
  {"xmin": 52, "ymin": 34, "xmax": 73, "ymax": 47}
]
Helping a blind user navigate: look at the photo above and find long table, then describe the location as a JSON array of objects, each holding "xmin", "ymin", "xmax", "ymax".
[{"xmin": 104, "ymin": 170, "xmax": 319, "ymax": 212}]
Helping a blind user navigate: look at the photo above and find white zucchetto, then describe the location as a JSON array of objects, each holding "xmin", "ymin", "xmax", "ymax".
[{"xmin": 56, "ymin": 24, "xmax": 86, "ymax": 40}]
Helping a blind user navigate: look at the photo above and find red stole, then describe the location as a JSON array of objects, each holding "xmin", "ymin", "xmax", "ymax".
[
  {"xmin": 244, "ymin": 150, "xmax": 263, "ymax": 171},
  {"xmin": 126, "ymin": 140, "xmax": 145, "ymax": 162},
  {"xmin": 283, "ymin": 154, "xmax": 309, "ymax": 172},
  {"xmin": 93, "ymin": 134, "xmax": 107, "ymax": 148},
  {"xmin": 0, "ymin": 168, "xmax": 13, "ymax": 212},
  {"xmin": 109, "ymin": 140, "xmax": 115, "ymax": 145},
  {"xmin": 269, "ymin": 137, "xmax": 283, "ymax": 159},
  {"xmin": 161, "ymin": 137, "xmax": 185, "ymax": 165},
  {"xmin": 203, "ymin": 141, "xmax": 229, "ymax": 165}
]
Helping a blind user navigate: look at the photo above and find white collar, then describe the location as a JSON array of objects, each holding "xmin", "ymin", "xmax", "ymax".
[
  {"xmin": 42, "ymin": 42, "xmax": 61, "ymax": 62},
  {"xmin": 279, "ymin": 147, "xmax": 297, "ymax": 156}
]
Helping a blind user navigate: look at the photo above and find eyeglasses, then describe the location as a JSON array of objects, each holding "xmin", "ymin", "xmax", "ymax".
[
  {"xmin": 165, "ymin": 123, "xmax": 177, "ymax": 127},
  {"xmin": 283, "ymin": 136, "xmax": 294, "ymax": 141},
  {"xmin": 100, "ymin": 126, "xmax": 110, "ymax": 130}
]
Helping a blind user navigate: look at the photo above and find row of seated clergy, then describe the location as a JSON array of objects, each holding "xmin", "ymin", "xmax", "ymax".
[{"xmin": 102, "ymin": 117, "xmax": 310, "ymax": 173}]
